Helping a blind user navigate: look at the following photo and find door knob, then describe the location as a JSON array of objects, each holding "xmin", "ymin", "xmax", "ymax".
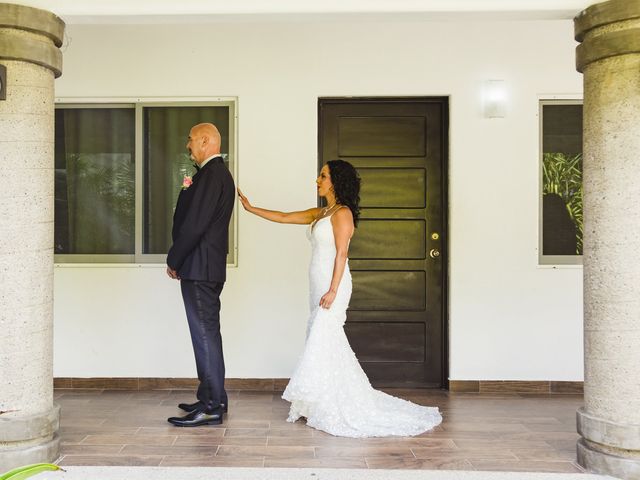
[{"xmin": 429, "ymin": 248, "xmax": 440, "ymax": 258}]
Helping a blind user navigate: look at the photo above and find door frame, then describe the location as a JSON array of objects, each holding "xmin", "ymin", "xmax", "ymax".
[{"xmin": 317, "ymin": 96, "xmax": 449, "ymax": 389}]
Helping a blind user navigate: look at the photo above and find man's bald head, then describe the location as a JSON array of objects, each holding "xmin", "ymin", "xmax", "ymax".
[{"xmin": 187, "ymin": 123, "xmax": 222, "ymax": 164}]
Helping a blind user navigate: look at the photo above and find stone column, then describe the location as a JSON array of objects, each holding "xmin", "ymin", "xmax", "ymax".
[
  {"xmin": 574, "ymin": 1, "xmax": 640, "ymax": 478},
  {"xmin": 0, "ymin": 4, "xmax": 64, "ymax": 471}
]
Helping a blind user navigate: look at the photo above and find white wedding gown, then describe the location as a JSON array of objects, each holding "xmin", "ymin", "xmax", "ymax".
[{"xmin": 282, "ymin": 211, "xmax": 442, "ymax": 437}]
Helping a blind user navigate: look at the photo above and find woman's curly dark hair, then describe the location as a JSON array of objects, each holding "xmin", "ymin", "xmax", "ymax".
[{"xmin": 327, "ymin": 159, "xmax": 361, "ymax": 227}]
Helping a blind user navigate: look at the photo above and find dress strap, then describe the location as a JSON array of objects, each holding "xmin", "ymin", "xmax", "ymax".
[{"xmin": 310, "ymin": 205, "xmax": 345, "ymax": 231}]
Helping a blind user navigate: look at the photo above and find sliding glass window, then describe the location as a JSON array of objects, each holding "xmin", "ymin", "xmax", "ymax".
[
  {"xmin": 55, "ymin": 106, "xmax": 136, "ymax": 261},
  {"xmin": 54, "ymin": 100, "xmax": 237, "ymax": 265}
]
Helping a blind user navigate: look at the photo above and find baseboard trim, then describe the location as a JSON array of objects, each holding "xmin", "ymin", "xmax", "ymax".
[
  {"xmin": 449, "ymin": 380, "xmax": 583, "ymax": 394},
  {"xmin": 53, "ymin": 378, "xmax": 290, "ymax": 391},
  {"xmin": 54, "ymin": 377, "xmax": 584, "ymax": 394}
]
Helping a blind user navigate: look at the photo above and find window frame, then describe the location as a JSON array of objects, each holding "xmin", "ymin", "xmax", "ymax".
[
  {"xmin": 54, "ymin": 97, "xmax": 239, "ymax": 267},
  {"xmin": 538, "ymin": 97, "xmax": 583, "ymax": 267}
]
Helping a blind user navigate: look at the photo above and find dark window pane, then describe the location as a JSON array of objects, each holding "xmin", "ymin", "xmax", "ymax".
[
  {"xmin": 542, "ymin": 104, "xmax": 583, "ymax": 256},
  {"xmin": 143, "ymin": 106, "xmax": 231, "ymax": 255},
  {"xmin": 54, "ymin": 108, "xmax": 135, "ymax": 254}
]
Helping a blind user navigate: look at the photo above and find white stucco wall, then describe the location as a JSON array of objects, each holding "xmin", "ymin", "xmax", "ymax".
[{"xmin": 53, "ymin": 17, "xmax": 583, "ymax": 381}]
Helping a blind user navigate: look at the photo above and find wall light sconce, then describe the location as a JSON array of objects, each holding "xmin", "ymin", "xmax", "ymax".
[{"xmin": 483, "ymin": 79, "xmax": 506, "ymax": 118}]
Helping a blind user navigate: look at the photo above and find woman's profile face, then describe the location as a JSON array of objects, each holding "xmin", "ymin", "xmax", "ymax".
[{"xmin": 316, "ymin": 165, "xmax": 333, "ymax": 198}]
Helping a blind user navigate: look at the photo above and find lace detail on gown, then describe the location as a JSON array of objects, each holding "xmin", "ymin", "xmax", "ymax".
[{"xmin": 282, "ymin": 212, "xmax": 442, "ymax": 437}]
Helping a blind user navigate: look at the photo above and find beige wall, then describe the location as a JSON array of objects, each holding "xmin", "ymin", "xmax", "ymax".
[{"xmin": 53, "ymin": 18, "xmax": 583, "ymax": 380}]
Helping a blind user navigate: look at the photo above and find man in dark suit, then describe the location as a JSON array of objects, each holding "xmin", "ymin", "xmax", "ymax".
[{"xmin": 166, "ymin": 123, "xmax": 235, "ymax": 427}]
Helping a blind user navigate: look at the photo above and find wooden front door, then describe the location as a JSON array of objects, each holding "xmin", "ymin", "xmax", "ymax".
[{"xmin": 319, "ymin": 97, "xmax": 448, "ymax": 388}]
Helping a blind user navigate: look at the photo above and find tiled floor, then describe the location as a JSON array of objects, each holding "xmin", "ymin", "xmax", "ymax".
[{"xmin": 55, "ymin": 389, "xmax": 584, "ymax": 472}]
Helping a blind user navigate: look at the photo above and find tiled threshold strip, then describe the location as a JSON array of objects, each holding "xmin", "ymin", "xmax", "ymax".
[{"xmin": 50, "ymin": 467, "xmax": 613, "ymax": 480}]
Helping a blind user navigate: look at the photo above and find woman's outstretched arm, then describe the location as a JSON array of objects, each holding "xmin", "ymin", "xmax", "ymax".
[{"xmin": 238, "ymin": 188, "xmax": 321, "ymax": 225}]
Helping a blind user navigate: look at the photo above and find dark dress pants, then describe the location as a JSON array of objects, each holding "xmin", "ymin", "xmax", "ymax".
[{"xmin": 180, "ymin": 280, "xmax": 228, "ymax": 413}]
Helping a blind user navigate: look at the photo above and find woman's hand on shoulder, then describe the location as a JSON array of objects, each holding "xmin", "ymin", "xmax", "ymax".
[{"xmin": 237, "ymin": 188, "xmax": 252, "ymax": 211}]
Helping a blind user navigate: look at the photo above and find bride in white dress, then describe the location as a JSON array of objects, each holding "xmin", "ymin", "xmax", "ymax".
[{"xmin": 237, "ymin": 159, "xmax": 441, "ymax": 437}]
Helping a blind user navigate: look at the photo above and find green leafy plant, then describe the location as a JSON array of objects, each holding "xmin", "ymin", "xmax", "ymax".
[
  {"xmin": 0, "ymin": 463, "xmax": 64, "ymax": 480},
  {"xmin": 542, "ymin": 152, "xmax": 583, "ymax": 255}
]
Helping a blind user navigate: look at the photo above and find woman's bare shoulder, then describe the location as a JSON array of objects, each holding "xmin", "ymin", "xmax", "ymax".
[{"xmin": 331, "ymin": 206, "xmax": 354, "ymax": 224}]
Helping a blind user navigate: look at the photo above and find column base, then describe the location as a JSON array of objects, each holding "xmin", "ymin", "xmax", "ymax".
[
  {"xmin": 578, "ymin": 438, "xmax": 640, "ymax": 479},
  {"xmin": 0, "ymin": 433, "xmax": 60, "ymax": 473},
  {"xmin": 0, "ymin": 404, "xmax": 60, "ymax": 472}
]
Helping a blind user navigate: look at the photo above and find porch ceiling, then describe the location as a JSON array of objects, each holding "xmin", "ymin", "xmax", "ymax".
[{"xmin": 3, "ymin": 0, "xmax": 594, "ymax": 23}]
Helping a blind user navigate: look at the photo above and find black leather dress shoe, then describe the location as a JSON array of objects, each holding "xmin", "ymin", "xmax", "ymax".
[
  {"xmin": 178, "ymin": 401, "xmax": 227, "ymax": 414},
  {"xmin": 168, "ymin": 409, "xmax": 223, "ymax": 427}
]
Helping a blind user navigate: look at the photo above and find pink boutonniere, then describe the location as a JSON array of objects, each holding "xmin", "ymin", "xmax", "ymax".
[{"xmin": 182, "ymin": 175, "xmax": 193, "ymax": 190}]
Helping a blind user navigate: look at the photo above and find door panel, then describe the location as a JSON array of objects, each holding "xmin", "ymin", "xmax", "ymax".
[
  {"xmin": 358, "ymin": 168, "xmax": 426, "ymax": 208},
  {"xmin": 345, "ymin": 322, "xmax": 425, "ymax": 362},
  {"xmin": 350, "ymin": 271, "xmax": 426, "ymax": 311},
  {"xmin": 338, "ymin": 116, "xmax": 427, "ymax": 157},
  {"xmin": 319, "ymin": 97, "xmax": 448, "ymax": 388},
  {"xmin": 350, "ymin": 220, "xmax": 426, "ymax": 260}
]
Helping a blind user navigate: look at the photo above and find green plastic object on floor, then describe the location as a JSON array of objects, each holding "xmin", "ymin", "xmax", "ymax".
[{"xmin": 0, "ymin": 463, "xmax": 64, "ymax": 480}]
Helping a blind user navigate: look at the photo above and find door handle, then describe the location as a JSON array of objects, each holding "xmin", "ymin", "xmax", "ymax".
[{"xmin": 429, "ymin": 248, "xmax": 440, "ymax": 258}]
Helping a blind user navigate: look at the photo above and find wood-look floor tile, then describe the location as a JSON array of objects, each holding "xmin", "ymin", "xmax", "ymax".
[
  {"xmin": 471, "ymin": 459, "xmax": 583, "ymax": 473},
  {"xmin": 523, "ymin": 423, "xmax": 577, "ymax": 433},
  {"xmin": 161, "ymin": 456, "xmax": 264, "ymax": 467},
  {"xmin": 60, "ymin": 434, "xmax": 88, "ymax": 444},
  {"xmin": 269, "ymin": 436, "xmax": 456, "ymax": 448},
  {"xmin": 54, "ymin": 388, "xmax": 584, "ymax": 471},
  {"xmin": 237, "ymin": 389, "xmax": 275, "ymax": 397},
  {"xmin": 90, "ymin": 390, "xmax": 135, "ymax": 398},
  {"xmin": 60, "ymin": 444, "xmax": 124, "ymax": 455},
  {"xmin": 452, "ymin": 439, "xmax": 556, "ymax": 449},
  {"xmin": 500, "ymin": 430, "xmax": 578, "ymax": 439},
  {"xmin": 82, "ymin": 434, "xmax": 176, "ymax": 445},
  {"xmin": 265, "ymin": 457, "xmax": 368, "ymax": 469},
  {"xmin": 219, "ymin": 420, "xmax": 271, "ymax": 429},
  {"xmin": 443, "ymin": 415, "xmax": 560, "ymax": 425},
  {"xmin": 60, "ymin": 426, "xmax": 140, "ymax": 436},
  {"xmin": 121, "ymin": 445, "xmax": 216, "ymax": 456},
  {"xmin": 411, "ymin": 447, "xmax": 518, "ymax": 461},
  {"xmin": 442, "ymin": 423, "xmax": 530, "ymax": 433},
  {"xmin": 175, "ymin": 436, "xmax": 268, "ymax": 447},
  {"xmin": 366, "ymin": 457, "xmax": 474, "ymax": 470},
  {"xmin": 315, "ymin": 446, "xmax": 414, "ymax": 458},
  {"xmin": 544, "ymin": 437, "xmax": 579, "ymax": 452},
  {"xmin": 216, "ymin": 445, "xmax": 315, "ymax": 458},
  {"xmin": 58, "ymin": 455, "xmax": 162, "ymax": 466},
  {"xmin": 267, "ymin": 436, "xmax": 364, "ymax": 447},
  {"xmin": 510, "ymin": 448, "xmax": 576, "ymax": 462},
  {"xmin": 224, "ymin": 428, "xmax": 269, "ymax": 437},
  {"xmin": 101, "ymin": 417, "xmax": 173, "ymax": 428},
  {"xmin": 127, "ymin": 390, "xmax": 172, "ymax": 399},
  {"xmin": 138, "ymin": 426, "xmax": 225, "ymax": 436},
  {"xmin": 267, "ymin": 428, "xmax": 314, "ymax": 437},
  {"xmin": 59, "ymin": 418, "xmax": 108, "ymax": 427}
]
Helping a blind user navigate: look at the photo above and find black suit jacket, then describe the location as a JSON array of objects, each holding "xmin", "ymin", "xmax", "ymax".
[{"xmin": 167, "ymin": 157, "xmax": 235, "ymax": 282}]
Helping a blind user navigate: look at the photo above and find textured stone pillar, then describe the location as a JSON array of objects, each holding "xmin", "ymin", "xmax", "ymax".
[
  {"xmin": 0, "ymin": 4, "xmax": 64, "ymax": 471},
  {"xmin": 574, "ymin": 1, "xmax": 640, "ymax": 478}
]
